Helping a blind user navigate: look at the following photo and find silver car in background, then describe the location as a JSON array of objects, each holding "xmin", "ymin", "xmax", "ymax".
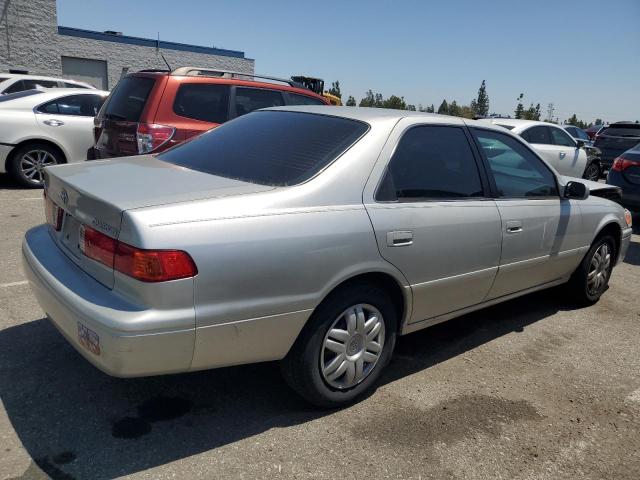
[{"xmin": 23, "ymin": 106, "xmax": 633, "ymax": 407}]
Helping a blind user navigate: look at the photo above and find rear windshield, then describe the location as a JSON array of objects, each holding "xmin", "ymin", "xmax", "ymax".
[
  {"xmin": 101, "ymin": 76, "xmax": 155, "ymax": 122},
  {"xmin": 600, "ymin": 125, "xmax": 640, "ymax": 137},
  {"xmin": 158, "ymin": 111, "xmax": 369, "ymax": 186}
]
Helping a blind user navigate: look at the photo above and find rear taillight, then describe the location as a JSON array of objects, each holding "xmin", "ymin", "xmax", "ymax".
[
  {"xmin": 611, "ymin": 157, "xmax": 640, "ymax": 171},
  {"xmin": 136, "ymin": 123, "xmax": 175, "ymax": 154},
  {"xmin": 78, "ymin": 225, "xmax": 197, "ymax": 282},
  {"xmin": 44, "ymin": 191, "xmax": 63, "ymax": 231}
]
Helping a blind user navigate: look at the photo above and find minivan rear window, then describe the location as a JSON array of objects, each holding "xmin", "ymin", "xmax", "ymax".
[
  {"xmin": 600, "ymin": 125, "xmax": 640, "ymax": 137},
  {"xmin": 158, "ymin": 111, "xmax": 369, "ymax": 186},
  {"xmin": 101, "ymin": 76, "xmax": 155, "ymax": 122}
]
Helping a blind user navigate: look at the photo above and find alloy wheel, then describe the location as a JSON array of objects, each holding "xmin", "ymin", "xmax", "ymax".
[
  {"xmin": 587, "ymin": 242, "xmax": 611, "ymax": 295},
  {"xmin": 583, "ymin": 163, "xmax": 600, "ymax": 182},
  {"xmin": 20, "ymin": 149, "xmax": 57, "ymax": 184},
  {"xmin": 320, "ymin": 303, "xmax": 385, "ymax": 390}
]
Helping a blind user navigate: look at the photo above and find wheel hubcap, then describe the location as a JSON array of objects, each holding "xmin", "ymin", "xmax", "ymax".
[
  {"xmin": 585, "ymin": 164, "xmax": 599, "ymax": 181},
  {"xmin": 587, "ymin": 243, "xmax": 611, "ymax": 295},
  {"xmin": 20, "ymin": 150, "xmax": 56, "ymax": 184},
  {"xmin": 320, "ymin": 303, "xmax": 385, "ymax": 390}
]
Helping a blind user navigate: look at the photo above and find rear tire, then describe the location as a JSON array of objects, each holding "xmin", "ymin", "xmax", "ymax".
[
  {"xmin": 567, "ymin": 235, "xmax": 615, "ymax": 305},
  {"xmin": 9, "ymin": 143, "xmax": 62, "ymax": 188},
  {"xmin": 582, "ymin": 161, "xmax": 601, "ymax": 182},
  {"xmin": 281, "ymin": 283, "xmax": 397, "ymax": 408}
]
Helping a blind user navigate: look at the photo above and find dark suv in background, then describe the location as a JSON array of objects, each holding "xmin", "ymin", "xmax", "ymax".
[
  {"xmin": 91, "ymin": 67, "xmax": 330, "ymax": 159},
  {"xmin": 594, "ymin": 122, "xmax": 640, "ymax": 170}
]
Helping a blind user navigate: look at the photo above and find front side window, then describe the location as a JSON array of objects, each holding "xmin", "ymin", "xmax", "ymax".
[
  {"xmin": 521, "ymin": 126, "xmax": 551, "ymax": 144},
  {"xmin": 23, "ymin": 79, "xmax": 59, "ymax": 90},
  {"xmin": 288, "ymin": 93, "xmax": 326, "ymax": 106},
  {"xmin": 235, "ymin": 88, "xmax": 284, "ymax": 116},
  {"xmin": 158, "ymin": 111, "xmax": 368, "ymax": 186},
  {"xmin": 550, "ymin": 127, "xmax": 575, "ymax": 147},
  {"xmin": 472, "ymin": 128, "xmax": 558, "ymax": 198},
  {"xmin": 376, "ymin": 126, "xmax": 484, "ymax": 201},
  {"xmin": 37, "ymin": 94, "xmax": 105, "ymax": 116},
  {"xmin": 173, "ymin": 84, "xmax": 230, "ymax": 123}
]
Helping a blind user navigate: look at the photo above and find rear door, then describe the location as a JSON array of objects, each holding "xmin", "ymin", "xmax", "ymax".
[
  {"xmin": 35, "ymin": 93, "xmax": 106, "ymax": 162},
  {"xmin": 364, "ymin": 119, "xmax": 502, "ymax": 323},
  {"xmin": 470, "ymin": 127, "xmax": 584, "ymax": 298},
  {"xmin": 521, "ymin": 125, "xmax": 565, "ymax": 172},
  {"xmin": 94, "ymin": 75, "xmax": 158, "ymax": 158},
  {"xmin": 548, "ymin": 125, "xmax": 586, "ymax": 177}
]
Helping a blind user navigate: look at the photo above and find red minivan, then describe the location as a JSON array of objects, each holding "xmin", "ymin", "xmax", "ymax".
[{"xmin": 92, "ymin": 67, "xmax": 330, "ymax": 159}]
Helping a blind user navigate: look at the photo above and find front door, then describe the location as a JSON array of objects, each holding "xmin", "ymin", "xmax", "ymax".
[
  {"xmin": 364, "ymin": 121, "xmax": 502, "ymax": 323},
  {"xmin": 470, "ymin": 127, "xmax": 585, "ymax": 299}
]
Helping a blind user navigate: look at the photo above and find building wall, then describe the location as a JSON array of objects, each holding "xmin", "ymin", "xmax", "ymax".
[{"xmin": 0, "ymin": 0, "xmax": 254, "ymax": 89}]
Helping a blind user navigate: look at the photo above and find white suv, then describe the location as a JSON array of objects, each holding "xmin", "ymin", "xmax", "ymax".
[
  {"xmin": 481, "ymin": 118, "xmax": 600, "ymax": 181},
  {"xmin": 0, "ymin": 74, "xmax": 95, "ymax": 95}
]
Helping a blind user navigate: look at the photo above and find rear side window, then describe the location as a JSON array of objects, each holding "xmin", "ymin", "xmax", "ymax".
[
  {"xmin": 235, "ymin": 88, "xmax": 284, "ymax": 116},
  {"xmin": 102, "ymin": 76, "xmax": 155, "ymax": 122},
  {"xmin": 37, "ymin": 94, "xmax": 105, "ymax": 116},
  {"xmin": 473, "ymin": 129, "xmax": 558, "ymax": 198},
  {"xmin": 521, "ymin": 126, "xmax": 551, "ymax": 144},
  {"xmin": 288, "ymin": 93, "xmax": 326, "ymax": 106},
  {"xmin": 63, "ymin": 81, "xmax": 89, "ymax": 89},
  {"xmin": 600, "ymin": 125, "xmax": 640, "ymax": 137},
  {"xmin": 158, "ymin": 111, "xmax": 368, "ymax": 186},
  {"xmin": 376, "ymin": 126, "xmax": 484, "ymax": 201},
  {"xmin": 549, "ymin": 127, "xmax": 575, "ymax": 147},
  {"xmin": 173, "ymin": 84, "xmax": 230, "ymax": 123}
]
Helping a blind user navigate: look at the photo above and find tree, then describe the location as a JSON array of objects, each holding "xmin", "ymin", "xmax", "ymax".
[
  {"xmin": 382, "ymin": 95, "xmax": 406, "ymax": 110},
  {"xmin": 407, "ymin": 104, "xmax": 416, "ymax": 111},
  {"xmin": 448, "ymin": 100, "xmax": 461, "ymax": 117},
  {"xmin": 328, "ymin": 81, "xmax": 341, "ymax": 99},
  {"xmin": 514, "ymin": 93, "xmax": 524, "ymax": 119},
  {"xmin": 459, "ymin": 105, "xmax": 475, "ymax": 119},
  {"xmin": 523, "ymin": 103, "xmax": 541, "ymax": 121},
  {"xmin": 594, "ymin": 118, "xmax": 603, "ymax": 125},
  {"xmin": 426, "ymin": 104, "xmax": 435, "ymax": 113},
  {"xmin": 359, "ymin": 90, "xmax": 376, "ymax": 107},
  {"xmin": 473, "ymin": 80, "xmax": 489, "ymax": 117},
  {"xmin": 437, "ymin": 99, "xmax": 449, "ymax": 114},
  {"xmin": 345, "ymin": 95, "xmax": 356, "ymax": 106}
]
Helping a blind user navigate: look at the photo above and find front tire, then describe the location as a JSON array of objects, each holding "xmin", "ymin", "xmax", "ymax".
[
  {"xmin": 281, "ymin": 283, "xmax": 397, "ymax": 408},
  {"xmin": 9, "ymin": 143, "xmax": 62, "ymax": 188},
  {"xmin": 582, "ymin": 161, "xmax": 601, "ymax": 182},
  {"xmin": 568, "ymin": 235, "xmax": 615, "ymax": 305}
]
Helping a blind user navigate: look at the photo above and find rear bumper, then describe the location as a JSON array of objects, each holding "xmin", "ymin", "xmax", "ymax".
[
  {"xmin": 22, "ymin": 225, "xmax": 195, "ymax": 377},
  {"xmin": 0, "ymin": 143, "xmax": 13, "ymax": 173}
]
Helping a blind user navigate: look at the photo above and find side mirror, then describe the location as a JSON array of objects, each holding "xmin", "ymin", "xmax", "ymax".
[
  {"xmin": 564, "ymin": 181, "xmax": 589, "ymax": 200},
  {"xmin": 576, "ymin": 140, "xmax": 585, "ymax": 149}
]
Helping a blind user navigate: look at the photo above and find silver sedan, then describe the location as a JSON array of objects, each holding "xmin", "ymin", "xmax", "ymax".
[{"xmin": 23, "ymin": 106, "xmax": 633, "ymax": 407}]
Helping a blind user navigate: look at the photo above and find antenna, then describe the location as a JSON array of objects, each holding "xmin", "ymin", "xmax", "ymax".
[{"xmin": 156, "ymin": 32, "xmax": 172, "ymax": 71}]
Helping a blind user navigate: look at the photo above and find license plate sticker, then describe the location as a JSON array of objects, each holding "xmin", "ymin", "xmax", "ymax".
[{"xmin": 77, "ymin": 322, "xmax": 100, "ymax": 355}]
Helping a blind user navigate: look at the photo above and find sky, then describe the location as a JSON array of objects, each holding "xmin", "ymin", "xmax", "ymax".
[{"xmin": 56, "ymin": 0, "xmax": 640, "ymax": 123}]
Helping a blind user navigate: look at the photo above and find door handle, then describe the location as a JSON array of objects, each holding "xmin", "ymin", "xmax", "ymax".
[
  {"xmin": 43, "ymin": 119, "xmax": 64, "ymax": 127},
  {"xmin": 559, "ymin": 151, "xmax": 566, "ymax": 159},
  {"xmin": 386, "ymin": 231, "xmax": 413, "ymax": 247},
  {"xmin": 506, "ymin": 220, "xmax": 523, "ymax": 234}
]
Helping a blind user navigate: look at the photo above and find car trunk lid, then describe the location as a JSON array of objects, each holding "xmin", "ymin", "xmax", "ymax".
[{"xmin": 44, "ymin": 155, "xmax": 274, "ymax": 288}]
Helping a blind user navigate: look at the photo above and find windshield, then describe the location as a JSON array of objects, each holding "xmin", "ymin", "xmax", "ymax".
[{"xmin": 158, "ymin": 111, "xmax": 369, "ymax": 186}]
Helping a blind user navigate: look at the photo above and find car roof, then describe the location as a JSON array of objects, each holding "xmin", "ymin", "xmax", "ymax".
[
  {"xmin": 478, "ymin": 118, "xmax": 559, "ymax": 131},
  {"xmin": 0, "ymin": 73, "xmax": 94, "ymax": 86},
  {"xmin": 0, "ymin": 88, "xmax": 109, "ymax": 109},
  {"xmin": 263, "ymin": 105, "xmax": 513, "ymax": 132}
]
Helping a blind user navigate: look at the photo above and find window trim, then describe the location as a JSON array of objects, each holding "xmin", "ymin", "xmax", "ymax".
[
  {"xmin": 171, "ymin": 82, "xmax": 231, "ymax": 124},
  {"xmin": 230, "ymin": 85, "xmax": 286, "ymax": 119},
  {"xmin": 469, "ymin": 126, "xmax": 561, "ymax": 200},
  {"xmin": 521, "ymin": 125, "xmax": 552, "ymax": 145},
  {"xmin": 374, "ymin": 124, "xmax": 492, "ymax": 204},
  {"xmin": 33, "ymin": 93, "xmax": 105, "ymax": 117},
  {"xmin": 283, "ymin": 91, "xmax": 327, "ymax": 107}
]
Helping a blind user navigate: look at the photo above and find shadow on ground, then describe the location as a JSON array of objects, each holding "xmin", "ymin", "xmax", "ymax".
[{"xmin": 0, "ymin": 286, "xmax": 585, "ymax": 480}]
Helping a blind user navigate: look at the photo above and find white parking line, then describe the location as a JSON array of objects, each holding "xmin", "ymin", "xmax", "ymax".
[
  {"xmin": 0, "ymin": 280, "xmax": 28, "ymax": 288},
  {"xmin": 21, "ymin": 197, "xmax": 43, "ymax": 201}
]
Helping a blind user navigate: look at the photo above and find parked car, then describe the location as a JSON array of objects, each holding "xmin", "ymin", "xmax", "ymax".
[
  {"xmin": 594, "ymin": 122, "xmax": 640, "ymax": 170},
  {"xmin": 585, "ymin": 124, "xmax": 606, "ymax": 141},
  {"xmin": 562, "ymin": 125, "xmax": 593, "ymax": 146},
  {"xmin": 0, "ymin": 73, "xmax": 94, "ymax": 95},
  {"xmin": 481, "ymin": 118, "xmax": 601, "ymax": 181},
  {"xmin": 0, "ymin": 88, "xmax": 108, "ymax": 187},
  {"xmin": 23, "ymin": 107, "xmax": 632, "ymax": 407},
  {"xmin": 91, "ymin": 67, "xmax": 330, "ymax": 159},
  {"xmin": 607, "ymin": 144, "xmax": 640, "ymax": 211}
]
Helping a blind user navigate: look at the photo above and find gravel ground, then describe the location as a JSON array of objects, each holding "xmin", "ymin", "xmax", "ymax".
[{"xmin": 1, "ymin": 173, "xmax": 639, "ymax": 480}]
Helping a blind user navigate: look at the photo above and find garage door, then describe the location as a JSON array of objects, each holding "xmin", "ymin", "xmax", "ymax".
[{"xmin": 61, "ymin": 56, "xmax": 108, "ymax": 90}]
